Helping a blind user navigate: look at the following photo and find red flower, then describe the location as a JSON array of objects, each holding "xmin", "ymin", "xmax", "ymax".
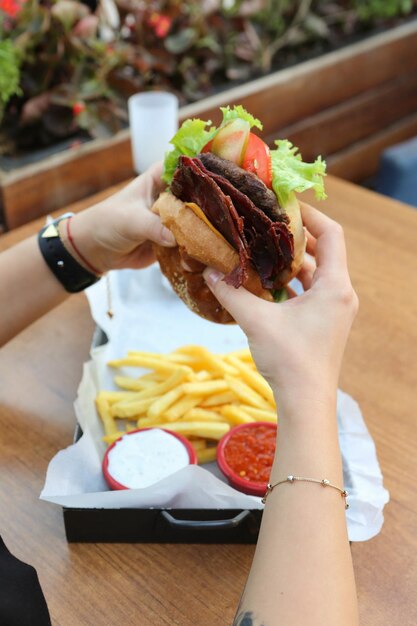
[
  {"xmin": 72, "ymin": 101, "xmax": 86, "ymax": 116},
  {"xmin": 0, "ymin": 0, "xmax": 23, "ymax": 18},
  {"xmin": 147, "ymin": 12, "xmax": 172, "ymax": 38}
]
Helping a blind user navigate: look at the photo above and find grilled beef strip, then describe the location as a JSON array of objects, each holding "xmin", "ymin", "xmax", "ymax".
[
  {"xmin": 196, "ymin": 159, "xmax": 293, "ymax": 289},
  {"xmin": 171, "ymin": 155, "xmax": 294, "ymax": 290},
  {"xmin": 198, "ymin": 152, "xmax": 286, "ymax": 222},
  {"xmin": 171, "ymin": 156, "xmax": 250, "ymax": 288}
]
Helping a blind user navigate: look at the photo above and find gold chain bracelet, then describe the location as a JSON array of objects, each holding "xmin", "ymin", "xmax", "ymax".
[{"xmin": 262, "ymin": 475, "xmax": 349, "ymax": 509}]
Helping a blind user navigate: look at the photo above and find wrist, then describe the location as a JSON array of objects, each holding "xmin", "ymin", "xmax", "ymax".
[
  {"xmin": 38, "ymin": 216, "xmax": 99, "ymax": 293},
  {"xmin": 273, "ymin": 382, "xmax": 338, "ymax": 425},
  {"xmin": 270, "ymin": 393, "xmax": 343, "ymax": 485},
  {"xmin": 62, "ymin": 212, "xmax": 106, "ymax": 275}
]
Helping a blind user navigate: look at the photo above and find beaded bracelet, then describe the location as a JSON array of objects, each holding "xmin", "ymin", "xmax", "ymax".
[{"xmin": 262, "ymin": 475, "xmax": 349, "ymax": 509}]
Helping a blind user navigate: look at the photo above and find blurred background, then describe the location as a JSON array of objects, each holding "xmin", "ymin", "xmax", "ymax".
[{"xmin": 1, "ymin": 0, "xmax": 417, "ymax": 230}]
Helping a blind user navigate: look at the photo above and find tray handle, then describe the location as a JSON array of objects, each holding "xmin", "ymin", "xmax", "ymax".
[{"xmin": 160, "ymin": 510, "xmax": 251, "ymax": 530}]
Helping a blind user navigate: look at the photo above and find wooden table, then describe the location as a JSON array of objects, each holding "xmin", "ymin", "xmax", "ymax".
[{"xmin": 0, "ymin": 176, "xmax": 416, "ymax": 626}]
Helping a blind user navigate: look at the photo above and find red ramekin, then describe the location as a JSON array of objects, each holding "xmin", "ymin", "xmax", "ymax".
[
  {"xmin": 102, "ymin": 427, "xmax": 198, "ymax": 490},
  {"xmin": 217, "ymin": 421, "xmax": 277, "ymax": 497}
]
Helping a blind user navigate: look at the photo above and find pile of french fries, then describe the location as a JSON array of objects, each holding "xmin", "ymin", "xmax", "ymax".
[{"xmin": 96, "ymin": 345, "xmax": 277, "ymax": 464}]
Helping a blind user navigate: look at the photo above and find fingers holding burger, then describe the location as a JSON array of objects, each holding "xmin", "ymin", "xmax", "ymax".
[{"xmin": 152, "ymin": 106, "xmax": 327, "ymax": 323}]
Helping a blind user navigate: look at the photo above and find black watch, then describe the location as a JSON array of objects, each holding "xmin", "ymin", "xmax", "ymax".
[{"xmin": 38, "ymin": 214, "xmax": 100, "ymax": 293}]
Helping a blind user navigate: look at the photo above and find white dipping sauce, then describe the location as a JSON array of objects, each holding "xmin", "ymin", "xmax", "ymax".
[{"xmin": 107, "ymin": 429, "xmax": 190, "ymax": 489}]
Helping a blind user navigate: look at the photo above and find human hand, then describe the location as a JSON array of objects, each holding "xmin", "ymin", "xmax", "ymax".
[
  {"xmin": 67, "ymin": 163, "xmax": 176, "ymax": 274},
  {"xmin": 203, "ymin": 203, "xmax": 358, "ymax": 409}
]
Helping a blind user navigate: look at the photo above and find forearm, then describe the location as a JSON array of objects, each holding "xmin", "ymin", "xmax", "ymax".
[
  {"xmin": 0, "ymin": 236, "xmax": 68, "ymax": 346},
  {"xmin": 235, "ymin": 391, "xmax": 358, "ymax": 626},
  {"xmin": 0, "ymin": 167, "xmax": 174, "ymax": 347}
]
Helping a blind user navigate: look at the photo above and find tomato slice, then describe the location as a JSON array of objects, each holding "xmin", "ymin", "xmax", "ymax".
[
  {"xmin": 201, "ymin": 139, "xmax": 213, "ymax": 153},
  {"xmin": 201, "ymin": 130, "xmax": 272, "ymax": 189},
  {"xmin": 242, "ymin": 132, "xmax": 273, "ymax": 189}
]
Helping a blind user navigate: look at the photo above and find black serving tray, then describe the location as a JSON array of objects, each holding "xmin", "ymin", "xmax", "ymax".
[
  {"xmin": 63, "ymin": 327, "xmax": 264, "ymax": 543},
  {"xmin": 64, "ymin": 506, "xmax": 263, "ymax": 543},
  {"xmin": 63, "ymin": 420, "xmax": 263, "ymax": 543}
]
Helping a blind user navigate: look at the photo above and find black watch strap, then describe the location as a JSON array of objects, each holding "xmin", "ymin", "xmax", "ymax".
[{"xmin": 38, "ymin": 216, "xmax": 100, "ymax": 293}]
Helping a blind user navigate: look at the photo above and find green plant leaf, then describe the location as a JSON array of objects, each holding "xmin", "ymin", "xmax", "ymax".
[
  {"xmin": 354, "ymin": 0, "xmax": 413, "ymax": 20},
  {"xmin": 271, "ymin": 139, "xmax": 327, "ymax": 207},
  {"xmin": 165, "ymin": 28, "xmax": 197, "ymax": 54},
  {"xmin": 0, "ymin": 40, "xmax": 22, "ymax": 114}
]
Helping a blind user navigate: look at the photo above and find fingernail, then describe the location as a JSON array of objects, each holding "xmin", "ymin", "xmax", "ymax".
[
  {"xmin": 161, "ymin": 226, "xmax": 176, "ymax": 246},
  {"xmin": 180, "ymin": 259, "xmax": 194, "ymax": 272},
  {"xmin": 203, "ymin": 267, "xmax": 223, "ymax": 286}
]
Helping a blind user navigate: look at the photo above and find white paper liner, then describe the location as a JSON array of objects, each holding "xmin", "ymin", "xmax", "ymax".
[{"xmin": 41, "ymin": 268, "xmax": 389, "ymax": 541}]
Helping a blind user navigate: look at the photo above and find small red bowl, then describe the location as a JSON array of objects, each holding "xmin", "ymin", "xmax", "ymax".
[
  {"xmin": 217, "ymin": 422, "xmax": 277, "ymax": 497},
  {"xmin": 102, "ymin": 427, "xmax": 198, "ymax": 490}
]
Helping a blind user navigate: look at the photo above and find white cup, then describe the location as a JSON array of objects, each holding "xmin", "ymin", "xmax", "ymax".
[{"xmin": 128, "ymin": 91, "xmax": 179, "ymax": 174}]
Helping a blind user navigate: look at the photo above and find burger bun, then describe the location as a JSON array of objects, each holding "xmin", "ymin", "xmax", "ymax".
[{"xmin": 152, "ymin": 192, "xmax": 273, "ymax": 324}]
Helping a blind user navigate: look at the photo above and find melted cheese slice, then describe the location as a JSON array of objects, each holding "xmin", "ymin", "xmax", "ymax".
[{"xmin": 185, "ymin": 202, "xmax": 229, "ymax": 246}]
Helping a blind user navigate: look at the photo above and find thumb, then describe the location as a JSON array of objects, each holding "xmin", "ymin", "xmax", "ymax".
[
  {"xmin": 136, "ymin": 161, "xmax": 165, "ymax": 205},
  {"xmin": 132, "ymin": 210, "xmax": 176, "ymax": 248},
  {"xmin": 203, "ymin": 267, "xmax": 261, "ymax": 331}
]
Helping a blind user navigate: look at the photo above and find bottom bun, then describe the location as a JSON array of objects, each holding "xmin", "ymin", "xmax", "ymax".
[
  {"xmin": 153, "ymin": 244, "xmax": 235, "ymax": 324},
  {"xmin": 152, "ymin": 192, "xmax": 273, "ymax": 324}
]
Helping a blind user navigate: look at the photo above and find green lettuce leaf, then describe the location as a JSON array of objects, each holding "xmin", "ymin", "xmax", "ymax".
[
  {"xmin": 271, "ymin": 288, "xmax": 289, "ymax": 303},
  {"xmin": 162, "ymin": 118, "xmax": 217, "ymax": 185},
  {"xmin": 271, "ymin": 140, "xmax": 327, "ymax": 207},
  {"xmin": 220, "ymin": 105, "xmax": 263, "ymax": 130}
]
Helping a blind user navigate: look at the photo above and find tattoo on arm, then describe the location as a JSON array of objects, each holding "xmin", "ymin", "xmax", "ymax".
[{"xmin": 233, "ymin": 611, "xmax": 265, "ymax": 626}]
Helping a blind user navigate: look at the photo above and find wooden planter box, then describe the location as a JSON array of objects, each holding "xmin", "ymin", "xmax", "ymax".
[{"xmin": 2, "ymin": 19, "xmax": 417, "ymax": 230}]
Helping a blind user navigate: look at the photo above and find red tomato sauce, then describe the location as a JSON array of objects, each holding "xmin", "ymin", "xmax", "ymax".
[{"xmin": 224, "ymin": 425, "xmax": 276, "ymax": 483}]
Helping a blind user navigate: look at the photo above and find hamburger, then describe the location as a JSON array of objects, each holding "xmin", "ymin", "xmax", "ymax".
[{"xmin": 152, "ymin": 106, "xmax": 326, "ymax": 324}]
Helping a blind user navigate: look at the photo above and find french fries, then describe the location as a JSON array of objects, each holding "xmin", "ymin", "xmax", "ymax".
[
  {"xmin": 108, "ymin": 355, "xmax": 192, "ymax": 375},
  {"xmin": 183, "ymin": 408, "xmax": 225, "ymax": 422},
  {"xmin": 220, "ymin": 405, "xmax": 255, "ymax": 425},
  {"xmin": 147, "ymin": 386, "xmax": 185, "ymax": 420},
  {"xmin": 96, "ymin": 345, "xmax": 277, "ymax": 466},
  {"xmin": 96, "ymin": 396, "xmax": 119, "ymax": 436},
  {"xmin": 196, "ymin": 446, "xmax": 218, "ymax": 464},
  {"xmin": 97, "ymin": 390, "xmax": 144, "ymax": 404},
  {"xmin": 110, "ymin": 397, "xmax": 155, "ymax": 418},
  {"xmin": 164, "ymin": 395, "xmax": 203, "ymax": 421},
  {"xmin": 201, "ymin": 391, "xmax": 237, "ymax": 407},
  {"xmin": 226, "ymin": 355, "xmax": 275, "ymax": 406},
  {"xmin": 142, "ymin": 421, "xmax": 229, "ymax": 440},
  {"xmin": 239, "ymin": 406, "xmax": 277, "ymax": 422},
  {"xmin": 113, "ymin": 376, "xmax": 156, "ymax": 391},
  {"xmin": 225, "ymin": 376, "xmax": 271, "ymax": 410},
  {"xmin": 188, "ymin": 438, "xmax": 206, "ymax": 452},
  {"xmin": 182, "ymin": 380, "xmax": 229, "ymax": 396}
]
